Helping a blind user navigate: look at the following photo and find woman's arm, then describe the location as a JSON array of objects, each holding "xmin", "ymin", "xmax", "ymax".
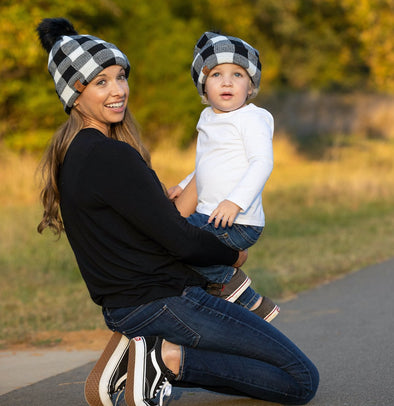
[{"xmin": 92, "ymin": 141, "xmax": 239, "ymax": 267}]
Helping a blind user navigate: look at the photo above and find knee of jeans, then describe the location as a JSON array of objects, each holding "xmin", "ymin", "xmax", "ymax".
[{"xmin": 301, "ymin": 362, "xmax": 319, "ymax": 404}]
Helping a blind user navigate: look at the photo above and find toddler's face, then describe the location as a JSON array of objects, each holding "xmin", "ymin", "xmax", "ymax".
[{"xmin": 204, "ymin": 63, "xmax": 253, "ymax": 114}]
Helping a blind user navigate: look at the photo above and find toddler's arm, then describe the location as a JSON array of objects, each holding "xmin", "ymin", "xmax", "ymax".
[
  {"xmin": 173, "ymin": 174, "xmax": 198, "ymax": 218},
  {"xmin": 167, "ymin": 171, "xmax": 195, "ymax": 200}
]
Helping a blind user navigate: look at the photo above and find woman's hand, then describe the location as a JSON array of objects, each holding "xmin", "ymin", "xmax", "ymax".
[
  {"xmin": 233, "ymin": 249, "xmax": 248, "ymax": 268},
  {"xmin": 208, "ymin": 200, "xmax": 241, "ymax": 228}
]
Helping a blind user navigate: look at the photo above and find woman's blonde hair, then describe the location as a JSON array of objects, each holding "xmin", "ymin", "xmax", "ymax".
[{"xmin": 37, "ymin": 108, "xmax": 151, "ymax": 236}]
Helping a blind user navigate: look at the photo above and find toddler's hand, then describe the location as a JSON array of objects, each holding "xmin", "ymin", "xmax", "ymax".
[
  {"xmin": 208, "ymin": 200, "xmax": 241, "ymax": 228},
  {"xmin": 167, "ymin": 185, "xmax": 183, "ymax": 201}
]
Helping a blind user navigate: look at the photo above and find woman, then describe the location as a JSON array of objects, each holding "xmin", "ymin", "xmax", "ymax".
[{"xmin": 37, "ymin": 18, "xmax": 318, "ymax": 406}]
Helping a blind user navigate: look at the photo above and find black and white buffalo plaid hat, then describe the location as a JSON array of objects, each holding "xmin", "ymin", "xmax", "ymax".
[
  {"xmin": 191, "ymin": 32, "xmax": 261, "ymax": 96},
  {"xmin": 37, "ymin": 18, "xmax": 130, "ymax": 114}
]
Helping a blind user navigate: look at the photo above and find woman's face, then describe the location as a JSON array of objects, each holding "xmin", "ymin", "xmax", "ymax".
[{"xmin": 74, "ymin": 65, "xmax": 129, "ymax": 135}]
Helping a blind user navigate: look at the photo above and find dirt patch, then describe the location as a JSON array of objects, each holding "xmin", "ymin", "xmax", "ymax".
[{"xmin": 3, "ymin": 329, "xmax": 113, "ymax": 352}]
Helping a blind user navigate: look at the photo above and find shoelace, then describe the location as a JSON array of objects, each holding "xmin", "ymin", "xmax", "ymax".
[
  {"xmin": 157, "ymin": 379, "xmax": 172, "ymax": 406},
  {"xmin": 114, "ymin": 374, "xmax": 127, "ymax": 392}
]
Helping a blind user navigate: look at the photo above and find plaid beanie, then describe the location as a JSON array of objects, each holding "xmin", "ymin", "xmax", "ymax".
[
  {"xmin": 37, "ymin": 18, "xmax": 130, "ymax": 114},
  {"xmin": 191, "ymin": 32, "xmax": 261, "ymax": 96}
]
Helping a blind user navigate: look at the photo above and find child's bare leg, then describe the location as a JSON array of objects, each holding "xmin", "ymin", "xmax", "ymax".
[
  {"xmin": 162, "ymin": 340, "xmax": 181, "ymax": 375},
  {"xmin": 250, "ymin": 296, "xmax": 262, "ymax": 310},
  {"xmin": 174, "ymin": 174, "xmax": 198, "ymax": 218}
]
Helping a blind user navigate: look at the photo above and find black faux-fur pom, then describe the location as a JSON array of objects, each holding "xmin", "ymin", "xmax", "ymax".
[{"xmin": 36, "ymin": 18, "xmax": 78, "ymax": 53}]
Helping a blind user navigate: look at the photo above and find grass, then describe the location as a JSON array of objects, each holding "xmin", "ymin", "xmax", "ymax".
[
  {"xmin": 1, "ymin": 134, "xmax": 394, "ymax": 346},
  {"xmin": 0, "ymin": 205, "xmax": 106, "ymax": 347}
]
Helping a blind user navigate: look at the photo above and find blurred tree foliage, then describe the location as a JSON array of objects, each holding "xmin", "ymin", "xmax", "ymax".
[{"xmin": 0, "ymin": 0, "xmax": 393, "ymax": 151}]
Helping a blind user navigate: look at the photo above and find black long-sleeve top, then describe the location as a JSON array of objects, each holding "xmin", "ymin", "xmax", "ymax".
[{"xmin": 59, "ymin": 128, "xmax": 238, "ymax": 307}]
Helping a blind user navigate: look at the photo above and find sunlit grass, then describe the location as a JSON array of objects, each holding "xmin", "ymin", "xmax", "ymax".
[
  {"xmin": 0, "ymin": 205, "xmax": 105, "ymax": 346},
  {"xmin": 1, "ymin": 135, "xmax": 394, "ymax": 346},
  {"xmin": 0, "ymin": 148, "xmax": 39, "ymax": 207},
  {"xmin": 268, "ymin": 135, "xmax": 394, "ymax": 211}
]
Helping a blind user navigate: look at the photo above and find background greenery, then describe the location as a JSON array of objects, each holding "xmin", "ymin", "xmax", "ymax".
[
  {"xmin": 1, "ymin": 1, "xmax": 394, "ymax": 347},
  {"xmin": 1, "ymin": 0, "xmax": 393, "ymax": 150}
]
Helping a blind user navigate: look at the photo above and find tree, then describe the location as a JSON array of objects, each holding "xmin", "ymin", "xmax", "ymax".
[
  {"xmin": 342, "ymin": 0, "xmax": 394, "ymax": 92},
  {"xmin": 0, "ymin": 0, "xmax": 393, "ymax": 151}
]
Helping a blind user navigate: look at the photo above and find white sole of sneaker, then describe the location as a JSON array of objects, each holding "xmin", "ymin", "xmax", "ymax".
[
  {"xmin": 225, "ymin": 276, "xmax": 251, "ymax": 302},
  {"xmin": 264, "ymin": 305, "xmax": 280, "ymax": 323},
  {"xmin": 125, "ymin": 337, "xmax": 147, "ymax": 406},
  {"xmin": 84, "ymin": 332, "xmax": 130, "ymax": 406}
]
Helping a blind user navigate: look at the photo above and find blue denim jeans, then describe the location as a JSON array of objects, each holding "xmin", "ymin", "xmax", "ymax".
[
  {"xmin": 187, "ymin": 212, "xmax": 262, "ymax": 309},
  {"xmin": 103, "ymin": 286, "xmax": 319, "ymax": 404}
]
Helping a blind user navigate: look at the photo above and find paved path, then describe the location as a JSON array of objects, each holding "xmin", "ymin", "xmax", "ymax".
[{"xmin": 1, "ymin": 258, "xmax": 393, "ymax": 405}]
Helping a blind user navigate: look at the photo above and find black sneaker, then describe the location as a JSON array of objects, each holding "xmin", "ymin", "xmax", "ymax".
[
  {"xmin": 124, "ymin": 336, "xmax": 175, "ymax": 406},
  {"xmin": 252, "ymin": 296, "xmax": 280, "ymax": 322},
  {"xmin": 85, "ymin": 332, "xmax": 130, "ymax": 406},
  {"xmin": 207, "ymin": 268, "xmax": 251, "ymax": 302}
]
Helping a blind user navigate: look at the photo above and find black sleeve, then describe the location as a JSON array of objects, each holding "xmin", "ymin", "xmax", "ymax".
[{"xmin": 89, "ymin": 139, "xmax": 238, "ymax": 267}]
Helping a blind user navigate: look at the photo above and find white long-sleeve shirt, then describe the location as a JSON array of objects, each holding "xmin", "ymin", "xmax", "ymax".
[{"xmin": 180, "ymin": 103, "xmax": 274, "ymax": 227}]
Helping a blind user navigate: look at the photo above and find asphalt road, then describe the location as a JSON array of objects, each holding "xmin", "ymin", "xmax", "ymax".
[{"xmin": 1, "ymin": 258, "xmax": 393, "ymax": 406}]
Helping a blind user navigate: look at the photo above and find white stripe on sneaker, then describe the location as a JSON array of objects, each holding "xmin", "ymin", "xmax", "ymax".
[
  {"xmin": 131, "ymin": 337, "xmax": 148, "ymax": 406},
  {"xmin": 149, "ymin": 349, "xmax": 163, "ymax": 399}
]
